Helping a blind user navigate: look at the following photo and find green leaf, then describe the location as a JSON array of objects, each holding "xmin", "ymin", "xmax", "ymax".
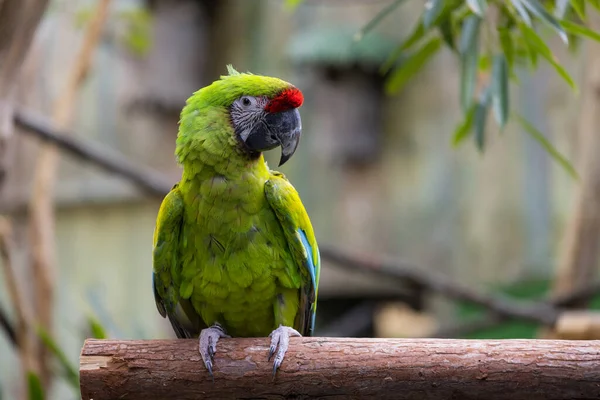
[
  {"xmin": 459, "ymin": 15, "xmax": 481, "ymax": 54},
  {"xmin": 385, "ymin": 37, "xmax": 442, "ymax": 94},
  {"xmin": 36, "ymin": 326, "xmax": 79, "ymax": 389},
  {"xmin": 452, "ymin": 105, "xmax": 477, "ymax": 146},
  {"xmin": 511, "ymin": 0, "xmax": 533, "ymax": 27},
  {"xmin": 424, "ymin": 0, "xmax": 444, "ymax": 28},
  {"xmin": 478, "ymin": 53, "xmax": 492, "ymax": 71},
  {"xmin": 474, "ymin": 87, "xmax": 491, "ymax": 151},
  {"xmin": 516, "ymin": 115, "xmax": 578, "ymax": 179},
  {"xmin": 460, "ymin": 15, "xmax": 481, "ymax": 111},
  {"xmin": 498, "ymin": 28, "xmax": 515, "ymax": 68},
  {"xmin": 561, "ymin": 20, "xmax": 600, "ymax": 42},
  {"xmin": 467, "ymin": 0, "xmax": 487, "ymax": 16},
  {"xmin": 569, "ymin": 0, "xmax": 586, "ymax": 20},
  {"xmin": 88, "ymin": 316, "xmax": 108, "ymax": 339},
  {"xmin": 27, "ymin": 372, "xmax": 44, "ymax": 400},
  {"xmin": 438, "ymin": 17, "xmax": 457, "ymax": 49},
  {"xmin": 284, "ymin": 0, "xmax": 303, "ymax": 9},
  {"xmin": 555, "ymin": 0, "xmax": 570, "ymax": 18},
  {"xmin": 491, "ymin": 55, "xmax": 509, "ymax": 129},
  {"xmin": 521, "ymin": 0, "xmax": 569, "ymax": 43},
  {"xmin": 355, "ymin": 0, "xmax": 408, "ymax": 41},
  {"xmin": 520, "ymin": 23, "xmax": 576, "ymax": 90}
]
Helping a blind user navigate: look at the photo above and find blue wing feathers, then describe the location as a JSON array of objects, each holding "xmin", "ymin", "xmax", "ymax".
[{"xmin": 297, "ymin": 228, "xmax": 318, "ymax": 335}]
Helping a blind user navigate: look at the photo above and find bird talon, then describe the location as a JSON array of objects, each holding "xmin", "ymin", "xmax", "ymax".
[
  {"xmin": 267, "ymin": 325, "xmax": 302, "ymax": 379},
  {"xmin": 199, "ymin": 324, "xmax": 229, "ymax": 380},
  {"xmin": 272, "ymin": 361, "xmax": 279, "ymax": 380}
]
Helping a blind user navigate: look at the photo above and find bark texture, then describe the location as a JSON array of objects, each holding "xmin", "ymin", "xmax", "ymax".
[{"xmin": 80, "ymin": 338, "xmax": 600, "ymax": 400}]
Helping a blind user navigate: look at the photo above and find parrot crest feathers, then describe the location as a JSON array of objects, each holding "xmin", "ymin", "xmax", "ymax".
[{"xmin": 265, "ymin": 88, "xmax": 304, "ymax": 113}]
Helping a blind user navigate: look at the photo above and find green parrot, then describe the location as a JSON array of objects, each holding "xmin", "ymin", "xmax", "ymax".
[{"xmin": 152, "ymin": 65, "xmax": 320, "ymax": 378}]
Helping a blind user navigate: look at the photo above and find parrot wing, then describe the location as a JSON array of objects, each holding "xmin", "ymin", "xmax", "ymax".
[
  {"xmin": 152, "ymin": 184, "xmax": 203, "ymax": 338},
  {"xmin": 265, "ymin": 172, "xmax": 320, "ymax": 336}
]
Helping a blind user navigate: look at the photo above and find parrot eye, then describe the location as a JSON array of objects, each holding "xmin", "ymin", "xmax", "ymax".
[{"xmin": 241, "ymin": 97, "xmax": 252, "ymax": 107}]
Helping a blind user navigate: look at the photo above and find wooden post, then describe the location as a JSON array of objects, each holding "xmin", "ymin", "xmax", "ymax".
[
  {"xmin": 80, "ymin": 338, "xmax": 600, "ymax": 400},
  {"xmin": 553, "ymin": 12, "xmax": 600, "ymax": 302}
]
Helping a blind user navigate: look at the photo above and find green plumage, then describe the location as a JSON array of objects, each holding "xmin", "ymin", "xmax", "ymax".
[{"xmin": 152, "ymin": 67, "xmax": 320, "ymax": 339}]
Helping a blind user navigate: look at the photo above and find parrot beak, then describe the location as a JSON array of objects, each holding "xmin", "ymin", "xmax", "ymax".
[{"xmin": 244, "ymin": 108, "xmax": 302, "ymax": 166}]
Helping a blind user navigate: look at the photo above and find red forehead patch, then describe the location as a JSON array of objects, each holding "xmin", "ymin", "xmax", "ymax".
[{"xmin": 265, "ymin": 88, "xmax": 304, "ymax": 113}]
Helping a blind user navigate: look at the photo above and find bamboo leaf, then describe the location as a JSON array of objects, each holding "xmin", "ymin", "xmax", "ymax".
[
  {"xmin": 452, "ymin": 105, "xmax": 477, "ymax": 146},
  {"xmin": 516, "ymin": 115, "xmax": 578, "ymax": 179},
  {"xmin": 88, "ymin": 316, "xmax": 108, "ymax": 339},
  {"xmin": 561, "ymin": 20, "xmax": 600, "ymax": 42},
  {"xmin": 569, "ymin": 0, "xmax": 586, "ymax": 20},
  {"xmin": 467, "ymin": 0, "xmax": 487, "ymax": 16},
  {"xmin": 27, "ymin": 372, "xmax": 44, "ymax": 400},
  {"xmin": 521, "ymin": 0, "xmax": 569, "ymax": 43},
  {"xmin": 285, "ymin": 0, "xmax": 303, "ymax": 8},
  {"xmin": 520, "ymin": 23, "xmax": 576, "ymax": 90},
  {"xmin": 460, "ymin": 15, "xmax": 481, "ymax": 111},
  {"xmin": 555, "ymin": 0, "xmax": 570, "ymax": 18},
  {"xmin": 491, "ymin": 55, "xmax": 509, "ymax": 129},
  {"xmin": 36, "ymin": 325, "xmax": 79, "ymax": 389},
  {"xmin": 498, "ymin": 28, "xmax": 515, "ymax": 68},
  {"xmin": 511, "ymin": 0, "xmax": 533, "ymax": 26},
  {"xmin": 459, "ymin": 15, "xmax": 481, "ymax": 54},
  {"xmin": 385, "ymin": 37, "xmax": 442, "ymax": 94},
  {"xmin": 424, "ymin": 0, "xmax": 445, "ymax": 28},
  {"xmin": 474, "ymin": 87, "xmax": 491, "ymax": 151},
  {"xmin": 355, "ymin": 0, "xmax": 408, "ymax": 41},
  {"xmin": 438, "ymin": 17, "xmax": 457, "ymax": 50}
]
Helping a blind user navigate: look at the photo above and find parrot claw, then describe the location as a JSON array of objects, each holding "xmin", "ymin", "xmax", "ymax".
[
  {"xmin": 199, "ymin": 324, "xmax": 230, "ymax": 380},
  {"xmin": 267, "ymin": 325, "xmax": 301, "ymax": 380}
]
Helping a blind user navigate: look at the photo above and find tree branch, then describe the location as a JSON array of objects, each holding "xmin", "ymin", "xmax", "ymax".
[
  {"xmin": 0, "ymin": 304, "xmax": 16, "ymax": 346},
  {"xmin": 0, "ymin": 216, "xmax": 38, "ymax": 389},
  {"xmin": 320, "ymin": 247, "xmax": 560, "ymax": 326},
  {"xmin": 14, "ymin": 108, "xmax": 172, "ymax": 196},
  {"xmin": 434, "ymin": 281, "xmax": 600, "ymax": 338},
  {"xmin": 0, "ymin": 0, "xmax": 49, "ymax": 187},
  {"xmin": 80, "ymin": 338, "xmax": 600, "ymax": 400},
  {"xmin": 27, "ymin": 0, "xmax": 111, "ymax": 388}
]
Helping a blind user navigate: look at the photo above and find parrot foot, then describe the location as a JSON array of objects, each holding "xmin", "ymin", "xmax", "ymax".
[
  {"xmin": 199, "ymin": 323, "xmax": 230, "ymax": 380},
  {"xmin": 267, "ymin": 325, "xmax": 301, "ymax": 379}
]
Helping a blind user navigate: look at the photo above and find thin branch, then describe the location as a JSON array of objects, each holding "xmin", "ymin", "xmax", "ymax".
[
  {"xmin": 15, "ymin": 108, "xmax": 172, "ymax": 197},
  {"xmin": 0, "ymin": 303, "xmax": 17, "ymax": 346},
  {"xmin": 320, "ymin": 247, "xmax": 559, "ymax": 326},
  {"xmin": 0, "ymin": 216, "xmax": 38, "ymax": 388},
  {"xmin": 80, "ymin": 338, "xmax": 600, "ymax": 400},
  {"xmin": 0, "ymin": 0, "xmax": 49, "ymax": 187},
  {"xmin": 433, "ymin": 281, "xmax": 600, "ymax": 338},
  {"xmin": 14, "ymin": 108, "xmax": 600, "ymax": 328},
  {"xmin": 27, "ymin": 0, "xmax": 112, "ymax": 389}
]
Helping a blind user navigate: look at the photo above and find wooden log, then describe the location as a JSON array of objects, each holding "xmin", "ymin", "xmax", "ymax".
[{"xmin": 80, "ymin": 338, "xmax": 600, "ymax": 400}]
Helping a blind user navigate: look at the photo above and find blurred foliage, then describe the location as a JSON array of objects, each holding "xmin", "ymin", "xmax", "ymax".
[
  {"xmin": 74, "ymin": 5, "xmax": 153, "ymax": 56},
  {"xmin": 27, "ymin": 372, "xmax": 43, "ymax": 400},
  {"xmin": 36, "ymin": 326, "xmax": 79, "ymax": 390},
  {"xmin": 290, "ymin": 0, "xmax": 600, "ymax": 178},
  {"xmin": 87, "ymin": 316, "xmax": 108, "ymax": 340},
  {"xmin": 456, "ymin": 278, "xmax": 600, "ymax": 338},
  {"xmin": 0, "ymin": 313, "xmax": 110, "ymax": 399},
  {"xmin": 288, "ymin": 27, "xmax": 399, "ymax": 70}
]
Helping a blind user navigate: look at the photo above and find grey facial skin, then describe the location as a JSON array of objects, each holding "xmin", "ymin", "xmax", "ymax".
[{"xmin": 231, "ymin": 96, "xmax": 302, "ymax": 166}]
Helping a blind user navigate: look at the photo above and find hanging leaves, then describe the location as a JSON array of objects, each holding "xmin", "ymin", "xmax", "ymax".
[{"xmin": 348, "ymin": 0, "xmax": 592, "ymax": 175}]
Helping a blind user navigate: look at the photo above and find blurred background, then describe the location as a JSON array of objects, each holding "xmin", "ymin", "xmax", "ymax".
[{"xmin": 1, "ymin": 0, "xmax": 599, "ymax": 399}]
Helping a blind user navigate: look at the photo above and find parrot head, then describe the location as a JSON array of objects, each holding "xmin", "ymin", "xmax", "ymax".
[{"xmin": 177, "ymin": 65, "xmax": 304, "ymax": 167}]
